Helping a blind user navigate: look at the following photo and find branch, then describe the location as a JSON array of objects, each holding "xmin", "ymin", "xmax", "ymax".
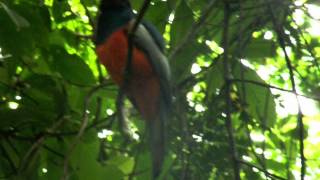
[
  {"xmin": 116, "ymin": 0, "xmax": 152, "ymax": 139},
  {"xmin": 222, "ymin": 3, "xmax": 241, "ymax": 180},
  {"xmin": 129, "ymin": 0, "xmax": 152, "ymax": 35},
  {"xmin": 267, "ymin": 3, "xmax": 306, "ymax": 179}
]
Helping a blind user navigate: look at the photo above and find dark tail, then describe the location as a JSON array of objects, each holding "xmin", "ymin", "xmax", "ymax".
[
  {"xmin": 148, "ymin": 93, "xmax": 170, "ymax": 179},
  {"xmin": 148, "ymin": 116, "xmax": 164, "ymax": 179}
]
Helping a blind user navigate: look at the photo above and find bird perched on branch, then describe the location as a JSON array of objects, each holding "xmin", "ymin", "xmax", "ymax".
[{"xmin": 95, "ymin": 0, "xmax": 171, "ymax": 178}]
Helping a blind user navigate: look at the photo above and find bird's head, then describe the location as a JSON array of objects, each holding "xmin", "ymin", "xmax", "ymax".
[{"xmin": 99, "ymin": 0, "xmax": 131, "ymax": 11}]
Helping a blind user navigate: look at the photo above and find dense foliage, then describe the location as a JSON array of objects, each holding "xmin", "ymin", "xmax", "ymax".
[{"xmin": 0, "ymin": 0, "xmax": 319, "ymax": 179}]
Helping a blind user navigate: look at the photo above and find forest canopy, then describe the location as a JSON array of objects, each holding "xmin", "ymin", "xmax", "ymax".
[{"xmin": 0, "ymin": 0, "xmax": 320, "ymax": 179}]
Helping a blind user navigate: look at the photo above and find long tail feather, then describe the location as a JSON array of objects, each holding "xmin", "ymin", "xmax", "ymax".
[
  {"xmin": 148, "ymin": 101, "xmax": 168, "ymax": 179},
  {"xmin": 148, "ymin": 117, "xmax": 164, "ymax": 179}
]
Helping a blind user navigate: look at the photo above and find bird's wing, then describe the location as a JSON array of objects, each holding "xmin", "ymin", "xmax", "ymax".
[
  {"xmin": 128, "ymin": 19, "xmax": 171, "ymax": 178},
  {"xmin": 128, "ymin": 19, "xmax": 171, "ymax": 107}
]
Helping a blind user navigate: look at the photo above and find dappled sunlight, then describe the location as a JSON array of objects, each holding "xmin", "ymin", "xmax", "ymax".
[
  {"xmin": 0, "ymin": 0, "xmax": 320, "ymax": 179},
  {"xmin": 8, "ymin": 101, "xmax": 19, "ymax": 110},
  {"xmin": 272, "ymin": 90, "xmax": 319, "ymax": 117}
]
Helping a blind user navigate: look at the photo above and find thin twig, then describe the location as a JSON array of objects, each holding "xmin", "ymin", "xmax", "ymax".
[
  {"xmin": 62, "ymin": 82, "xmax": 109, "ymax": 180},
  {"xmin": 231, "ymin": 78, "xmax": 320, "ymax": 101},
  {"xmin": 18, "ymin": 83, "xmax": 68, "ymax": 172},
  {"xmin": 128, "ymin": 133, "xmax": 146, "ymax": 180},
  {"xmin": 291, "ymin": 16, "xmax": 320, "ymax": 72},
  {"xmin": 74, "ymin": 33, "xmax": 93, "ymax": 40},
  {"xmin": 0, "ymin": 143, "xmax": 17, "ymax": 174},
  {"xmin": 168, "ymin": 0, "xmax": 217, "ymax": 61},
  {"xmin": 238, "ymin": 0, "xmax": 247, "ymax": 106},
  {"xmin": 80, "ymin": 0, "xmax": 95, "ymax": 29},
  {"xmin": 261, "ymin": 90, "xmax": 270, "ymax": 179},
  {"xmin": 285, "ymin": 138, "xmax": 294, "ymax": 180},
  {"xmin": 239, "ymin": 160, "xmax": 287, "ymax": 180},
  {"xmin": 177, "ymin": 98, "xmax": 190, "ymax": 179},
  {"xmin": 18, "ymin": 113, "xmax": 65, "ymax": 174},
  {"xmin": 244, "ymin": 124, "xmax": 268, "ymax": 179},
  {"xmin": 127, "ymin": 169, "xmax": 148, "ymax": 178},
  {"xmin": 4, "ymin": 137, "xmax": 21, "ymax": 157},
  {"xmin": 42, "ymin": 145, "xmax": 65, "ymax": 159},
  {"xmin": 96, "ymin": 59, "xmax": 104, "ymax": 83}
]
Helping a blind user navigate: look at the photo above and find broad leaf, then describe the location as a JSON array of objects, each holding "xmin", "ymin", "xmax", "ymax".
[
  {"xmin": 52, "ymin": 47, "xmax": 96, "ymax": 86},
  {"xmin": 233, "ymin": 61, "xmax": 277, "ymax": 127}
]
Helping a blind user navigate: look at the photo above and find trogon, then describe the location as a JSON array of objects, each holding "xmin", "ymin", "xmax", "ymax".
[{"xmin": 95, "ymin": 0, "xmax": 171, "ymax": 178}]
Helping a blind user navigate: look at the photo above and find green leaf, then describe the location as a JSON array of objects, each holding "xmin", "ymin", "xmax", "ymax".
[
  {"xmin": 66, "ymin": 84, "xmax": 87, "ymax": 113},
  {"xmin": 71, "ymin": 138, "xmax": 124, "ymax": 180},
  {"xmin": 144, "ymin": 1, "xmax": 170, "ymax": 34},
  {"xmin": 0, "ymin": 68, "xmax": 9, "ymax": 84},
  {"xmin": 172, "ymin": 42, "xmax": 210, "ymax": 81},
  {"xmin": 244, "ymin": 38, "xmax": 276, "ymax": 59},
  {"xmin": 131, "ymin": 0, "xmax": 145, "ymax": 10},
  {"xmin": 233, "ymin": 61, "xmax": 277, "ymax": 127},
  {"xmin": 285, "ymin": 125, "xmax": 309, "ymax": 140},
  {"xmin": 265, "ymin": 159, "xmax": 286, "ymax": 171},
  {"xmin": 0, "ymin": 2, "xmax": 49, "ymax": 62},
  {"xmin": 170, "ymin": 0, "xmax": 194, "ymax": 47},
  {"xmin": 206, "ymin": 60, "xmax": 224, "ymax": 100},
  {"xmin": 158, "ymin": 152, "xmax": 175, "ymax": 179},
  {"xmin": 43, "ymin": 139, "xmax": 67, "ymax": 180},
  {"xmin": 52, "ymin": 0, "xmax": 76, "ymax": 23},
  {"xmin": 308, "ymin": 0, "xmax": 320, "ymax": 5},
  {"xmin": 0, "ymin": 2, "xmax": 30, "ymax": 29},
  {"xmin": 81, "ymin": 0, "xmax": 98, "ymax": 7},
  {"xmin": 108, "ymin": 155, "xmax": 134, "ymax": 174},
  {"xmin": 0, "ymin": 74, "xmax": 65, "ymax": 128},
  {"xmin": 134, "ymin": 150, "xmax": 152, "ymax": 180},
  {"xmin": 52, "ymin": 47, "xmax": 96, "ymax": 86}
]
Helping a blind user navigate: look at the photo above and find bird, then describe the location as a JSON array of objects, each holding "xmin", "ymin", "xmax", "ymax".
[{"xmin": 95, "ymin": 0, "xmax": 171, "ymax": 178}]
